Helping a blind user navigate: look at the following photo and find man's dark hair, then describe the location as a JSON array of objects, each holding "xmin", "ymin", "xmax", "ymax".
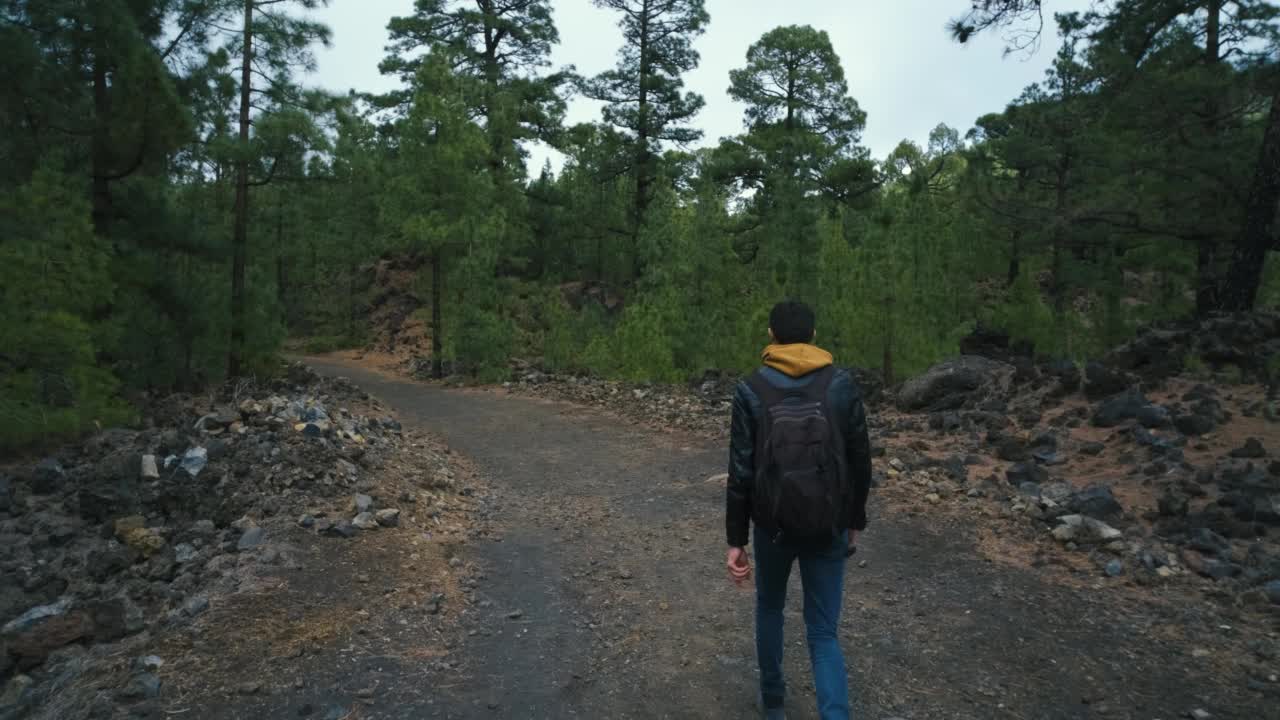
[{"xmin": 769, "ymin": 301, "xmax": 815, "ymax": 344}]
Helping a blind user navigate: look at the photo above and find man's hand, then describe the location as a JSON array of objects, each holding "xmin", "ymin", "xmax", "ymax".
[
  {"xmin": 846, "ymin": 530, "xmax": 858, "ymax": 557},
  {"xmin": 727, "ymin": 546, "xmax": 751, "ymax": 586}
]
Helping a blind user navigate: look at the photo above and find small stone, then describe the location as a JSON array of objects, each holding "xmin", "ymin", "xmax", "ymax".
[
  {"xmin": 1104, "ymin": 560, "xmax": 1124, "ymax": 577},
  {"xmin": 238, "ymin": 681, "xmax": 262, "ymax": 695},
  {"xmin": 298, "ymin": 514, "xmax": 316, "ymax": 529},
  {"xmin": 352, "ymin": 494, "xmax": 374, "ymax": 513},
  {"xmin": 1189, "ymin": 710, "xmax": 1211, "ymax": 720},
  {"xmin": 507, "ymin": 609, "xmax": 524, "ymax": 620},
  {"xmin": 351, "ymin": 512, "xmax": 379, "ymax": 531},
  {"xmin": 375, "ymin": 508, "xmax": 400, "ymax": 528},
  {"xmin": 1265, "ymin": 579, "xmax": 1280, "ymax": 605},
  {"xmin": 134, "ymin": 655, "xmax": 164, "ymax": 672},
  {"xmin": 179, "ymin": 447, "xmax": 208, "ymax": 477},
  {"xmin": 320, "ymin": 520, "xmax": 358, "ymax": 538},
  {"xmin": 182, "ymin": 595, "xmax": 209, "ymax": 618},
  {"xmin": 119, "ymin": 673, "xmax": 162, "ymax": 700},
  {"xmin": 139, "ymin": 455, "xmax": 160, "ymax": 480},
  {"xmin": 449, "ymin": 557, "xmax": 463, "ymax": 569},
  {"xmin": 237, "ymin": 527, "xmax": 266, "ymax": 552},
  {"xmin": 174, "ymin": 543, "xmax": 197, "ymax": 564},
  {"xmin": 355, "ymin": 688, "xmax": 375, "ymax": 699},
  {"xmin": 616, "ymin": 568, "xmax": 634, "ymax": 580},
  {"xmin": 925, "ymin": 493, "xmax": 942, "ymax": 504}
]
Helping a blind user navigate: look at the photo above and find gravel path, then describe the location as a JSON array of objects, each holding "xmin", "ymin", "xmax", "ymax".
[{"xmin": 286, "ymin": 357, "xmax": 1263, "ymax": 720}]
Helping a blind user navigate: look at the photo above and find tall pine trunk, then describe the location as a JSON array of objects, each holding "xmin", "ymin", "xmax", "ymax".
[
  {"xmin": 631, "ymin": 0, "xmax": 652, "ymax": 280},
  {"xmin": 1219, "ymin": 85, "xmax": 1280, "ymax": 311},
  {"xmin": 91, "ymin": 54, "xmax": 111, "ymax": 238},
  {"xmin": 1195, "ymin": 0, "xmax": 1224, "ymax": 316},
  {"xmin": 229, "ymin": 0, "xmax": 253, "ymax": 377}
]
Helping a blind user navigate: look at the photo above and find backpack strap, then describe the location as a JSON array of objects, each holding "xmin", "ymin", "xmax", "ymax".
[{"xmin": 747, "ymin": 365, "xmax": 837, "ymax": 408}]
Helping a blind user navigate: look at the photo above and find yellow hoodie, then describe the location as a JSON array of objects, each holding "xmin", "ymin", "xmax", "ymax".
[{"xmin": 761, "ymin": 343, "xmax": 834, "ymax": 378}]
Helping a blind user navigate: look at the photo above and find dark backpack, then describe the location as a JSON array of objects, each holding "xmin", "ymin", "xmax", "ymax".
[{"xmin": 748, "ymin": 366, "xmax": 846, "ymax": 542}]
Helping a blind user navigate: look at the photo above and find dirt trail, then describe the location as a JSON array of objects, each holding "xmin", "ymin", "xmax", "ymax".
[{"xmin": 297, "ymin": 356, "xmax": 1266, "ymax": 720}]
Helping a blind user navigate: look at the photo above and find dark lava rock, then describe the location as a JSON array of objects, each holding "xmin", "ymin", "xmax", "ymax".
[
  {"xmin": 1092, "ymin": 389, "xmax": 1148, "ymax": 428},
  {"xmin": 2, "ymin": 599, "xmax": 90, "ymax": 667},
  {"xmin": 1080, "ymin": 441, "xmax": 1106, "ymax": 457},
  {"xmin": 236, "ymin": 527, "xmax": 266, "ymax": 552},
  {"xmin": 28, "ymin": 458, "xmax": 66, "ymax": 495},
  {"xmin": 1136, "ymin": 405, "xmax": 1171, "ymax": 429},
  {"xmin": 1006, "ymin": 462, "xmax": 1049, "ymax": 486},
  {"xmin": 87, "ymin": 544, "xmax": 135, "ymax": 582},
  {"xmin": 1174, "ymin": 412, "xmax": 1217, "ymax": 437},
  {"xmin": 320, "ymin": 520, "xmax": 358, "ymax": 539},
  {"xmin": 1231, "ymin": 438, "xmax": 1267, "ymax": 459},
  {"xmin": 1186, "ymin": 527, "xmax": 1232, "ymax": 558},
  {"xmin": 897, "ymin": 356, "xmax": 1012, "ymax": 412},
  {"xmin": 1085, "ymin": 362, "xmax": 1133, "ymax": 401},
  {"xmin": 997, "ymin": 438, "xmax": 1029, "ymax": 462},
  {"xmin": 118, "ymin": 673, "xmax": 162, "ymax": 701},
  {"xmin": 1068, "ymin": 484, "xmax": 1124, "ymax": 520},
  {"xmin": 1158, "ymin": 491, "xmax": 1189, "ymax": 518}
]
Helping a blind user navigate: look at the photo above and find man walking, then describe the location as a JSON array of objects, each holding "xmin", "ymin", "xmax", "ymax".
[{"xmin": 725, "ymin": 300, "xmax": 874, "ymax": 720}]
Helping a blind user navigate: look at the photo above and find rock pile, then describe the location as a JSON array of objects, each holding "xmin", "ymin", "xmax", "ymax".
[{"xmin": 0, "ymin": 362, "xmax": 433, "ymax": 717}]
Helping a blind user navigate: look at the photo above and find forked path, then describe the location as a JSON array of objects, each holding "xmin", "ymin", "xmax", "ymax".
[{"xmin": 308, "ymin": 357, "xmax": 1260, "ymax": 720}]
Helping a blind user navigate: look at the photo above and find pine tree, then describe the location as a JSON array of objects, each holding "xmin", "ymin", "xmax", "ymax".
[
  {"xmin": 219, "ymin": 0, "xmax": 331, "ymax": 377},
  {"xmin": 583, "ymin": 0, "xmax": 709, "ymax": 276}
]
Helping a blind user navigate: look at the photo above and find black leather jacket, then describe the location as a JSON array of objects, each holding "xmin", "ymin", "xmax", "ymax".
[{"xmin": 726, "ymin": 366, "xmax": 873, "ymax": 547}]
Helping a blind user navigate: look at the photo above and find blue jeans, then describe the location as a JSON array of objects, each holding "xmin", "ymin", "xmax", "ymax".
[{"xmin": 753, "ymin": 525, "xmax": 850, "ymax": 720}]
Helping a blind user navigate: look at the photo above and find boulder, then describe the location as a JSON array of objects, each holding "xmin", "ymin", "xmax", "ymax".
[
  {"xmin": 1084, "ymin": 362, "xmax": 1133, "ymax": 401},
  {"xmin": 86, "ymin": 543, "xmax": 134, "ymax": 582},
  {"xmin": 1040, "ymin": 481, "xmax": 1075, "ymax": 505},
  {"xmin": 1135, "ymin": 405, "xmax": 1171, "ymax": 429},
  {"xmin": 1006, "ymin": 462, "xmax": 1049, "ymax": 486},
  {"xmin": 1231, "ymin": 438, "xmax": 1267, "ymax": 459},
  {"xmin": 1174, "ymin": 412, "xmax": 1216, "ymax": 436},
  {"xmin": 1186, "ymin": 527, "xmax": 1231, "ymax": 558},
  {"xmin": 1, "ymin": 598, "xmax": 90, "ymax": 667},
  {"xmin": 1052, "ymin": 514, "xmax": 1122, "ymax": 543},
  {"xmin": 996, "ymin": 438, "xmax": 1029, "ymax": 462},
  {"xmin": 1067, "ymin": 484, "xmax": 1124, "ymax": 520},
  {"xmin": 375, "ymin": 508, "xmax": 401, "ymax": 528},
  {"xmin": 1157, "ymin": 491, "xmax": 1189, "ymax": 518},
  {"xmin": 1091, "ymin": 389, "xmax": 1148, "ymax": 428},
  {"xmin": 28, "ymin": 458, "xmax": 66, "ymax": 495},
  {"xmin": 236, "ymin": 527, "xmax": 266, "ymax": 552},
  {"xmin": 897, "ymin": 357, "xmax": 1013, "ymax": 412}
]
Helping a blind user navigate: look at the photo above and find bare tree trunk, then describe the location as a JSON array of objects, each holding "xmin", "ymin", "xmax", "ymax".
[
  {"xmin": 1220, "ymin": 85, "xmax": 1280, "ymax": 311},
  {"xmin": 229, "ymin": 0, "xmax": 253, "ymax": 377},
  {"xmin": 432, "ymin": 250, "xmax": 444, "ymax": 380},
  {"xmin": 91, "ymin": 54, "xmax": 111, "ymax": 238},
  {"xmin": 631, "ymin": 0, "xmax": 652, "ymax": 280},
  {"xmin": 1195, "ymin": 0, "xmax": 1224, "ymax": 316}
]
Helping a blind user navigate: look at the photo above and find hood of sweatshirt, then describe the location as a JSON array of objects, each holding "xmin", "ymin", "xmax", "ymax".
[{"xmin": 761, "ymin": 343, "xmax": 834, "ymax": 378}]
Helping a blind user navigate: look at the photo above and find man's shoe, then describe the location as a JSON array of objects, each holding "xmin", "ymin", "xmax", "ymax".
[{"xmin": 757, "ymin": 693, "xmax": 785, "ymax": 720}]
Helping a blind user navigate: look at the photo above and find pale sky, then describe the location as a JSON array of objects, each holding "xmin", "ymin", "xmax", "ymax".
[{"xmin": 309, "ymin": 0, "xmax": 1090, "ymax": 172}]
